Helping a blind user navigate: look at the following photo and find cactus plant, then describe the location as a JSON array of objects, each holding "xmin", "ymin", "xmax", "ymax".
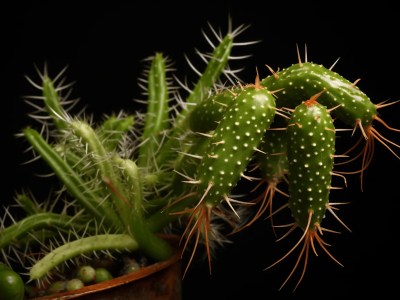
[{"xmin": 2, "ymin": 18, "xmax": 400, "ymax": 298}]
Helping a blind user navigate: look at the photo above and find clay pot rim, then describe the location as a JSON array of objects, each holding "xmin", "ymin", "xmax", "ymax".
[{"xmin": 31, "ymin": 234, "xmax": 182, "ymax": 300}]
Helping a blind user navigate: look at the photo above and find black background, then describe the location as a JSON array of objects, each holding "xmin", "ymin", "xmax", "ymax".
[{"xmin": 2, "ymin": 1, "xmax": 400, "ymax": 299}]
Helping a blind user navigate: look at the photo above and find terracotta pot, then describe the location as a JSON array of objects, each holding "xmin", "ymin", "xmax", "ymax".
[{"xmin": 31, "ymin": 235, "xmax": 182, "ymax": 300}]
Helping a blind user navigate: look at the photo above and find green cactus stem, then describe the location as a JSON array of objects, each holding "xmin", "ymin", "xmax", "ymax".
[{"xmin": 29, "ymin": 234, "xmax": 139, "ymax": 280}]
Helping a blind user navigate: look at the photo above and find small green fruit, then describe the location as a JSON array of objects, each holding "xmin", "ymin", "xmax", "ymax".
[
  {"xmin": 66, "ymin": 278, "xmax": 84, "ymax": 291},
  {"xmin": 47, "ymin": 280, "xmax": 67, "ymax": 294},
  {"xmin": 95, "ymin": 267, "xmax": 113, "ymax": 283},
  {"xmin": 0, "ymin": 263, "xmax": 25, "ymax": 300},
  {"xmin": 77, "ymin": 265, "xmax": 96, "ymax": 283}
]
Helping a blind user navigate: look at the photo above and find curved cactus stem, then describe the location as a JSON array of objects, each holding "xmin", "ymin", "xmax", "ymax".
[
  {"xmin": 0, "ymin": 213, "xmax": 81, "ymax": 250},
  {"xmin": 70, "ymin": 120, "xmax": 131, "ymax": 230},
  {"xmin": 29, "ymin": 234, "xmax": 139, "ymax": 280}
]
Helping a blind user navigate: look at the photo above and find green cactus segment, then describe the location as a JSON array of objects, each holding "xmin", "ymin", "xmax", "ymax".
[
  {"xmin": 0, "ymin": 213, "xmax": 76, "ymax": 249},
  {"xmin": 42, "ymin": 75, "xmax": 68, "ymax": 130},
  {"xmin": 261, "ymin": 62, "xmax": 377, "ymax": 127},
  {"xmin": 197, "ymin": 85, "xmax": 276, "ymax": 207},
  {"xmin": 22, "ymin": 128, "xmax": 123, "ymax": 231},
  {"xmin": 69, "ymin": 120, "xmax": 131, "ymax": 229},
  {"xmin": 113, "ymin": 158, "xmax": 172, "ymax": 261},
  {"xmin": 257, "ymin": 129, "xmax": 288, "ymax": 182},
  {"xmin": 187, "ymin": 34, "xmax": 234, "ymax": 107},
  {"xmin": 156, "ymin": 33, "xmax": 235, "ymax": 168},
  {"xmin": 98, "ymin": 114, "xmax": 135, "ymax": 152},
  {"xmin": 70, "ymin": 120, "xmax": 115, "ymax": 179},
  {"xmin": 287, "ymin": 99, "xmax": 335, "ymax": 230},
  {"xmin": 189, "ymin": 87, "xmax": 238, "ymax": 133},
  {"xmin": 29, "ymin": 234, "xmax": 139, "ymax": 280},
  {"xmin": 138, "ymin": 53, "xmax": 170, "ymax": 168}
]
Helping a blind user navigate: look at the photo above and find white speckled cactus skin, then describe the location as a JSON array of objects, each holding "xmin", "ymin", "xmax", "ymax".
[{"xmin": 287, "ymin": 96, "xmax": 335, "ymax": 229}]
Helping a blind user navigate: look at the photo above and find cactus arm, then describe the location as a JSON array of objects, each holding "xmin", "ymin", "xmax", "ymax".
[
  {"xmin": 186, "ymin": 34, "xmax": 234, "ymax": 106},
  {"xmin": 138, "ymin": 53, "xmax": 170, "ymax": 168},
  {"xmin": 115, "ymin": 158, "xmax": 172, "ymax": 261},
  {"xmin": 41, "ymin": 75, "xmax": 69, "ymax": 130},
  {"xmin": 69, "ymin": 120, "xmax": 131, "ymax": 229},
  {"xmin": 156, "ymin": 33, "xmax": 234, "ymax": 168},
  {"xmin": 0, "ymin": 213, "xmax": 78, "ymax": 249},
  {"xmin": 98, "ymin": 114, "xmax": 135, "ymax": 152},
  {"xmin": 22, "ymin": 128, "xmax": 123, "ymax": 230},
  {"xmin": 29, "ymin": 234, "xmax": 139, "ymax": 280}
]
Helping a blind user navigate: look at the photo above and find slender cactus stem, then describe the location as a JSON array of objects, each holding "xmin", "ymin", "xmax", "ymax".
[
  {"xmin": 29, "ymin": 234, "xmax": 139, "ymax": 280},
  {"xmin": 138, "ymin": 53, "xmax": 170, "ymax": 169},
  {"xmin": 70, "ymin": 120, "xmax": 131, "ymax": 229},
  {"xmin": 155, "ymin": 33, "xmax": 234, "ymax": 168},
  {"xmin": 23, "ymin": 128, "xmax": 123, "ymax": 231},
  {"xmin": 114, "ymin": 157, "xmax": 172, "ymax": 261},
  {"xmin": 0, "ymin": 213, "xmax": 81, "ymax": 249}
]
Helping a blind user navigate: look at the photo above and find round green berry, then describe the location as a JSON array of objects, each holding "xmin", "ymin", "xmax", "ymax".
[
  {"xmin": 95, "ymin": 268, "xmax": 113, "ymax": 283},
  {"xmin": 66, "ymin": 278, "xmax": 84, "ymax": 291},
  {"xmin": 77, "ymin": 265, "xmax": 96, "ymax": 283}
]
